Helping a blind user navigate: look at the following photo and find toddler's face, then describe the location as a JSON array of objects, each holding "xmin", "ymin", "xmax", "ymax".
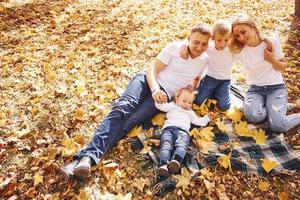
[
  {"xmin": 175, "ymin": 90, "xmax": 194, "ymax": 110},
  {"xmin": 213, "ymin": 32, "xmax": 231, "ymax": 50}
]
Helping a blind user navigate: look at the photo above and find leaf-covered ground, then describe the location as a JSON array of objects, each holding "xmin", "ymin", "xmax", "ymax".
[{"xmin": 0, "ymin": 0, "xmax": 299, "ymax": 199}]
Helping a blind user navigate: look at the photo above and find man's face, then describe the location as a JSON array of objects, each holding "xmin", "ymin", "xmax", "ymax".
[{"xmin": 188, "ymin": 32, "xmax": 210, "ymax": 58}]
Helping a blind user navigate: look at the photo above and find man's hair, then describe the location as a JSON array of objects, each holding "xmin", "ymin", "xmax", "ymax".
[
  {"xmin": 213, "ymin": 19, "xmax": 231, "ymax": 35},
  {"xmin": 191, "ymin": 23, "xmax": 211, "ymax": 36}
]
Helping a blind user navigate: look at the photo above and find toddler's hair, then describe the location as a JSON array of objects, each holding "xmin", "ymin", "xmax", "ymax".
[
  {"xmin": 175, "ymin": 87, "xmax": 196, "ymax": 100},
  {"xmin": 213, "ymin": 19, "xmax": 231, "ymax": 35},
  {"xmin": 191, "ymin": 23, "xmax": 211, "ymax": 36}
]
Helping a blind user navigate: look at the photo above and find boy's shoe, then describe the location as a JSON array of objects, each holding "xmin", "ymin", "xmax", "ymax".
[
  {"xmin": 168, "ymin": 159, "xmax": 180, "ymax": 174},
  {"xmin": 60, "ymin": 160, "xmax": 79, "ymax": 182},
  {"xmin": 157, "ymin": 164, "xmax": 169, "ymax": 177},
  {"xmin": 73, "ymin": 156, "xmax": 92, "ymax": 179}
]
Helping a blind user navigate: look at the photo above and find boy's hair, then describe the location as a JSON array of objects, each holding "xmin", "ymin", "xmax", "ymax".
[
  {"xmin": 175, "ymin": 87, "xmax": 196, "ymax": 100},
  {"xmin": 229, "ymin": 14, "xmax": 262, "ymax": 53},
  {"xmin": 213, "ymin": 19, "xmax": 231, "ymax": 35},
  {"xmin": 191, "ymin": 23, "xmax": 211, "ymax": 36}
]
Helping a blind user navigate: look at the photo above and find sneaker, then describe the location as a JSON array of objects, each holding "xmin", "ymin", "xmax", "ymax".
[
  {"xmin": 73, "ymin": 156, "xmax": 92, "ymax": 179},
  {"xmin": 60, "ymin": 160, "xmax": 79, "ymax": 182},
  {"xmin": 157, "ymin": 164, "xmax": 169, "ymax": 177},
  {"xmin": 168, "ymin": 159, "xmax": 180, "ymax": 174}
]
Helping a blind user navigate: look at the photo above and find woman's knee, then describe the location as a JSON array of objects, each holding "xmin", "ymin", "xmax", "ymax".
[{"xmin": 244, "ymin": 109, "xmax": 266, "ymax": 123}]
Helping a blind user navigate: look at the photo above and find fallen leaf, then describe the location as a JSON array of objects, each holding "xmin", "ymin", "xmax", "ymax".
[
  {"xmin": 261, "ymin": 158, "xmax": 278, "ymax": 173},
  {"xmin": 225, "ymin": 106, "xmax": 242, "ymax": 122},
  {"xmin": 175, "ymin": 167, "xmax": 191, "ymax": 191},
  {"xmin": 252, "ymin": 129, "xmax": 268, "ymax": 145},
  {"xmin": 199, "ymin": 126, "xmax": 214, "ymax": 141},
  {"xmin": 278, "ymin": 191, "xmax": 288, "ymax": 200},
  {"xmin": 234, "ymin": 121, "xmax": 253, "ymax": 137},
  {"xmin": 74, "ymin": 108, "xmax": 84, "ymax": 121},
  {"xmin": 34, "ymin": 173, "xmax": 43, "ymax": 186},
  {"xmin": 151, "ymin": 113, "xmax": 166, "ymax": 126},
  {"xmin": 218, "ymin": 154, "xmax": 231, "ymax": 170},
  {"xmin": 215, "ymin": 118, "xmax": 228, "ymax": 133},
  {"xmin": 127, "ymin": 126, "xmax": 142, "ymax": 138},
  {"xmin": 258, "ymin": 180, "xmax": 269, "ymax": 191}
]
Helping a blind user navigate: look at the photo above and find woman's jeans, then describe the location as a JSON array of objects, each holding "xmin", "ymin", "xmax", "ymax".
[
  {"xmin": 74, "ymin": 72, "xmax": 161, "ymax": 164},
  {"xmin": 195, "ymin": 75, "xmax": 231, "ymax": 111},
  {"xmin": 244, "ymin": 84, "xmax": 300, "ymax": 132},
  {"xmin": 159, "ymin": 126, "xmax": 190, "ymax": 165}
]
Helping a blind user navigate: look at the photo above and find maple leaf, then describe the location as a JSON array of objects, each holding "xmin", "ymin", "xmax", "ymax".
[
  {"xmin": 62, "ymin": 139, "xmax": 78, "ymax": 157},
  {"xmin": 74, "ymin": 108, "xmax": 84, "ymax": 121},
  {"xmin": 252, "ymin": 129, "xmax": 268, "ymax": 145},
  {"xmin": 175, "ymin": 167, "xmax": 191, "ymax": 191},
  {"xmin": 234, "ymin": 121, "xmax": 253, "ymax": 137},
  {"xmin": 127, "ymin": 126, "xmax": 142, "ymax": 138},
  {"xmin": 258, "ymin": 180, "xmax": 269, "ymax": 192},
  {"xmin": 217, "ymin": 154, "xmax": 231, "ymax": 170},
  {"xmin": 199, "ymin": 126, "xmax": 214, "ymax": 142},
  {"xmin": 200, "ymin": 168, "xmax": 213, "ymax": 179},
  {"xmin": 278, "ymin": 191, "xmax": 288, "ymax": 200},
  {"xmin": 261, "ymin": 158, "xmax": 278, "ymax": 173},
  {"xmin": 200, "ymin": 139, "xmax": 214, "ymax": 154},
  {"xmin": 34, "ymin": 173, "xmax": 43, "ymax": 186},
  {"xmin": 151, "ymin": 113, "xmax": 166, "ymax": 126},
  {"xmin": 225, "ymin": 106, "xmax": 243, "ymax": 122},
  {"xmin": 189, "ymin": 128, "xmax": 200, "ymax": 138},
  {"xmin": 215, "ymin": 118, "xmax": 228, "ymax": 133}
]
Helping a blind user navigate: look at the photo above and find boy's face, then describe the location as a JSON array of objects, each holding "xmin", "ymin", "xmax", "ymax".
[
  {"xmin": 188, "ymin": 32, "xmax": 210, "ymax": 58},
  {"xmin": 213, "ymin": 32, "xmax": 231, "ymax": 50},
  {"xmin": 175, "ymin": 90, "xmax": 194, "ymax": 110}
]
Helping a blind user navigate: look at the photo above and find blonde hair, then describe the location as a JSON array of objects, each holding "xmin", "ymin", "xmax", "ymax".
[
  {"xmin": 191, "ymin": 23, "xmax": 211, "ymax": 36},
  {"xmin": 229, "ymin": 14, "xmax": 263, "ymax": 53},
  {"xmin": 174, "ymin": 87, "xmax": 196, "ymax": 101},
  {"xmin": 213, "ymin": 19, "xmax": 231, "ymax": 36}
]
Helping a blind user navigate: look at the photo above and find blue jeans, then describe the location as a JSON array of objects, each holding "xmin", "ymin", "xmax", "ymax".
[
  {"xmin": 244, "ymin": 84, "xmax": 300, "ymax": 132},
  {"xmin": 159, "ymin": 126, "xmax": 190, "ymax": 165},
  {"xmin": 195, "ymin": 75, "xmax": 231, "ymax": 111},
  {"xmin": 74, "ymin": 72, "xmax": 161, "ymax": 164}
]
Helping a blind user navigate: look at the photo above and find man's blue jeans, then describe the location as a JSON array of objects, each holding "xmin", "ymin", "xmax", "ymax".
[
  {"xmin": 159, "ymin": 126, "xmax": 190, "ymax": 164},
  {"xmin": 195, "ymin": 75, "xmax": 231, "ymax": 111},
  {"xmin": 244, "ymin": 84, "xmax": 300, "ymax": 132},
  {"xmin": 74, "ymin": 72, "xmax": 161, "ymax": 164}
]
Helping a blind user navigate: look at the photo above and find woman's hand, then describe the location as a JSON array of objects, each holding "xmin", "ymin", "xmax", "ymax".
[
  {"xmin": 264, "ymin": 48, "xmax": 275, "ymax": 64},
  {"xmin": 152, "ymin": 89, "xmax": 168, "ymax": 104}
]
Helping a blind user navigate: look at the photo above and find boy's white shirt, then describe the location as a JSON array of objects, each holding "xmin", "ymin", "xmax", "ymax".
[
  {"xmin": 206, "ymin": 41, "xmax": 235, "ymax": 80},
  {"xmin": 156, "ymin": 41, "xmax": 209, "ymax": 98},
  {"xmin": 235, "ymin": 37, "xmax": 284, "ymax": 86},
  {"xmin": 155, "ymin": 102, "xmax": 210, "ymax": 131}
]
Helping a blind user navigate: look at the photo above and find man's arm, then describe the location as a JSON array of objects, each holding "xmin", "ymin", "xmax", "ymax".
[{"xmin": 146, "ymin": 59, "xmax": 168, "ymax": 103}]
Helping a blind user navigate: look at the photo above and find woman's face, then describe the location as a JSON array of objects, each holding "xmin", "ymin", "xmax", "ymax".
[{"xmin": 232, "ymin": 24, "xmax": 258, "ymax": 46}]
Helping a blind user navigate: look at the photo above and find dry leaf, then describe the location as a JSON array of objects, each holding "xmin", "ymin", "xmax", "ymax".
[
  {"xmin": 199, "ymin": 126, "xmax": 214, "ymax": 142},
  {"xmin": 215, "ymin": 118, "xmax": 228, "ymax": 133},
  {"xmin": 62, "ymin": 139, "xmax": 78, "ymax": 157},
  {"xmin": 151, "ymin": 113, "xmax": 166, "ymax": 126},
  {"xmin": 74, "ymin": 108, "xmax": 84, "ymax": 121},
  {"xmin": 127, "ymin": 126, "xmax": 142, "ymax": 138},
  {"xmin": 225, "ymin": 106, "xmax": 242, "ymax": 122},
  {"xmin": 175, "ymin": 167, "xmax": 191, "ymax": 191},
  {"xmin": 258, "ymin": 181, "xmax": 269, "ymax": 191},
  {"xmin": 33, "ymin": 173, "xmax": 43, "ymax": 186},
  {"xmin": 252, "ymin": 129, "xmax": 268, "ymax": 145},
  {"xmin": 234, "ymin": 121, "xmax": 253, "ymax": 137},
  {"xmin": 218, "ymin": 154, "xmax": 231, "ymax": 170},
  {"xmin": 278, "ymin": 191, "xmax": 288, "ymax": 200}
]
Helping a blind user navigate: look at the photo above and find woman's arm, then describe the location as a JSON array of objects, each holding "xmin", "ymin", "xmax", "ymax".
[
  {"xmin": 264, "ymin": 49, "xmax": 287, "ymax": 72},
  {"xmin": 146, "ymin": 59, "xmax": 168, "ymax": 103}
]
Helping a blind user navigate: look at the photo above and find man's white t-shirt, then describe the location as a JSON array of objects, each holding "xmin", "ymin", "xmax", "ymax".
[
  {"xmin": 206, "ymin": 42, "xmax": 234, "ymax": 80},
  {"xmin": 156, "ymin": 41, "xmax": 209, "ymax": 98},
  {"xmin": 155, "ymin": 102, "xmax": 210, "ymax": 131},
  {"xmin": 236, "ymin": 37, "xmax": 284, "ymax": 86}
]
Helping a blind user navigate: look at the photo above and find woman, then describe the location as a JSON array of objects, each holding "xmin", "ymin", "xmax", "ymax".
[
  {"xmin": 60, "ymin": 24, "xmax": 212, "ymax": 181},
  {"xmin": 230, "ymin": 14, "xmax": 300, "ymax": 132}
]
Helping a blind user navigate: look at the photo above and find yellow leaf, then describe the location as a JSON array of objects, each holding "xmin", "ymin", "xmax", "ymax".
[
  {"xmin": 234, "ymin": 121, "xmax": 253, "ymax": 137},
  {"xmin": 252, "ymin": 129, "xmax": 268, "ymax": 145},
  {"xmin": 74, "ymin": 108, "xmax": 84, "ymax": 121},
  {"xmin": 140, "ymin": 141, "xmax": 151, "ymax": 154},
  {"xmin": 62, "ymin": 139, "xmax": 78, "ymax": 157},
  {"xmin": 175, "ymin": 167, "xmax": 191, "ymax": 191},
  {"xmin": 200, "ymin": 139, "xmax": 214, "ymax": 154},
  {"xmin": 79, "ymin": 190, "xmax": 88, "ymax": 200},
  {"xmin": 189, "ymin": 128, "xmax": 200, "ymax": 138},
  {"xmin": 193, "ymin": 102, "xmax": 209, "ymax": 116},
  {"xmin": 199, "ymin": 127, "xmax": 214, "ymax": 142},
  {"xmin": 278, "ymin": 192, "xmax": 288, "ymax": 200},
  {"xmin": 127, "ymin": 126, "xmax": 142, "ymax": 138},
  {"xmin": 258, "ymin": 181, "xmax": 269, "ymax": 191},
  {"xmin": 200, "ymin": 168, "xmax": 213, "ymax": 179},
  {"xmin": 34, "ymin": 173, "xmax": 43, "ymax": 186},
  {"xmin": 261, "ymin": 158, "xmax": 278, "ymax": 173},
  {"xmin": 217, "ymin": 154, "xmax": 231, "ymax": 169},
  {"xmin": 0, "ymin": 119, "xmax": 7, "ymax": 127},
  {"xmin": 215, "ymin": 118, "xmax": 228, "ymax": 133},
  {"xmin": 225, "ymin": 106, "xmax": 243, "ymax": 122},
  {"xmin": 151, "ymin": 113, "xmax": 166, "ymax": 126}
]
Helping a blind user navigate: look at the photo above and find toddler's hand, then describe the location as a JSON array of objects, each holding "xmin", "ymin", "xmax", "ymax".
[
  {"xmin": 179, "ymin": 45, "xmax": 189, "ymax": 59},
  {"xmin": 207, "ymin": 112, "xmax": 216, "ymax": 120}
]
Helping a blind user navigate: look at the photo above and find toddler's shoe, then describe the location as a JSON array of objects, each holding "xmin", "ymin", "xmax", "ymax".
[
  {"xmin": 73, "ymin": 156, "xmax": 92, "ymax": 179},
  {"xmin": 168, "ymin": 159, "xmax": 180, "ymax": 174},
  {"xmin": 157, "ymin": 164, "xmax": 169, "ymax": 177}
]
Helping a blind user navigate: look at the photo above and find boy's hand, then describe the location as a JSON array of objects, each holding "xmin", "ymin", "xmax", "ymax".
[
  {"xmin": 152, "ymin": 89, "xmax": 168, "ymax": 104},
  {"xmin": 180, "ymin": 45, "xmax": 189, "ymax": 59}
]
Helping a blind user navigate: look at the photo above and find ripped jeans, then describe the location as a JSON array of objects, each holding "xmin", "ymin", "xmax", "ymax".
[{"xmin": 244, "ymin": 84, "xmax": 300, "ymax": 132}]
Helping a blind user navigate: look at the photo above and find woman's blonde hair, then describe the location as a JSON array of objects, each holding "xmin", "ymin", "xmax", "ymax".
[{"xmin": 229, "ymin": 14, "xmax": 262, "ymax": 53}]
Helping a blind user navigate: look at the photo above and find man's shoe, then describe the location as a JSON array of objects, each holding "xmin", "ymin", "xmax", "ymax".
[
  {"xmin": 157, "ymin": 164, "xmax": 169, "ymax": 177},
  {"xmin": 168, "ymin": 159, "xmax": 180, "ymax": 174},
  {"xmin": 60, "ymin": 160, "xmax": 79, "ymax": 182},
  {"xmin": 73, "ymin": 156, "xmax": 92, "ymax": 179}
]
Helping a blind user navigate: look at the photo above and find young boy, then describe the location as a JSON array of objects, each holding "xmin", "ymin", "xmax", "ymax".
[
  {"xmin": 155, "ymin": 87, "xmax": 213, "ymax": 177},
  {"xmin": 183, "ymin": 20, "xmax": 234, "ymax": 111}
]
